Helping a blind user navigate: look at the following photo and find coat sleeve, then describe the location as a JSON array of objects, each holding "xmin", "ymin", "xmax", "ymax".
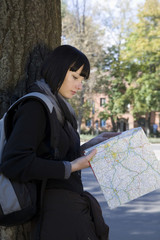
[{"xmin": 1, "ymin": 99, "xmax": 65, "ymax": 182}]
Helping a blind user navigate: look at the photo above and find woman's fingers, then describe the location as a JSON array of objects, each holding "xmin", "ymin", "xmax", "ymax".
[
  {"xmin": 85, "ymin": 149, "xmax": 97, "ymax": 161},
  {"xmin": 71, "ymin": 149, "xmax": 97, "ymax": 172}
]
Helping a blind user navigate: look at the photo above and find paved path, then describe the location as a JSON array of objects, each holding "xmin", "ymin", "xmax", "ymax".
[{"xmin": 82, "ymin": 144, "xmax": 160, "ymax": 240}]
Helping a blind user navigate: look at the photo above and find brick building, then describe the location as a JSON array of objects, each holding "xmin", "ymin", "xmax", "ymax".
[{"xmin": 81, "ymin": 93, "xmax": 160, "ymax": 134}]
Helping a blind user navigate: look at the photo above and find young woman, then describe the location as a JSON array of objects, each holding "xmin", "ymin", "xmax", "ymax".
[{"xmin": 1, "ymin": 45, "xmax": 118, "ymax": 240}]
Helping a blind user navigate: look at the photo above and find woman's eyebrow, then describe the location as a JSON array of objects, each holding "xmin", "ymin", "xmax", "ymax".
[
  {"xmin": 72, "ymin": 71, "xmax": 85, "ymax": 79},
  {"xmin": 73, "ymin": 72, "xmax": 81, "ymax": 78}
]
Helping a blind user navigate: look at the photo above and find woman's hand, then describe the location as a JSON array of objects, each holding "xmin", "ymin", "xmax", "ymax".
[
  {"xmin": 81, "ymin": 132, "xmax": 121, "ymax": 154},
  {"xmin": 71, "ymin": 149, "xmax": 97, "ymax": 172}
]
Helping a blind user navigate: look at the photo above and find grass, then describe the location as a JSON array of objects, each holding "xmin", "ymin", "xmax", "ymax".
[
  {"xmin": 149, "ymin": 137, "xmax": 160, "ymax": 144},
  {"xmin": 80, "ymin": 134, "xmax": 160, "ymax": 144},
  {"xmin": 80, "ymin": 134, "xmax": 93, "ymax": 142}
]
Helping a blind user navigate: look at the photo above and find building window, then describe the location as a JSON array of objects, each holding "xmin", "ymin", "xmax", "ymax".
[
  {"xmin": 100, "ymin": 119, "xmax": 106, "ymax": 127},
  {"xmin": 100, "ymin": 98, "xmax": 106, "ymax": 106},
  {"xmin": 86, "ymin": 119, "xmax": 92, "ymax": 127}
]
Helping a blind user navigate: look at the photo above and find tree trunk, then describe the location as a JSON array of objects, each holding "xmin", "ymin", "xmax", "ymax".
[
  {"xmin": 77, "ymin": 88, "xmax": 85, "ymax": 134},
  {"xmin": 145, "ymin": 112, "xmax": 151, "ymax": 136},
  {"xmin": 111, "ymin": 115, "xmax": 117, "ymax": 131},
  {"xmin": 0, "ymin": 0, "xmax": 61, "ymax": 117},
  {"xmin": 0, "ymin": 0, "xmax": 61, "ymax": 239}
]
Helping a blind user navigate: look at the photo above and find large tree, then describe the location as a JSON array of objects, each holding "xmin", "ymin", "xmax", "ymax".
[
  {"xmin": 0, "ymin": 0, "xmax": 61, "ymax": 239},
  {"xmin": 0, "ymin": 0, "xmax": 61, "ymax": 117}
]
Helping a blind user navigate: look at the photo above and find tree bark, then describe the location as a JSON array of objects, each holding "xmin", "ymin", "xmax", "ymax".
[
  {"xmin": 77, "ymin": 88, "xmax": 85, "ymax": 134},
  {"xmin": 111, "ymin": 115, "xmax": 117, "ymax": 132},
  {"xmin": 0, "ymin": 0, "xmax": 61, "ymax": 239},
  {"xmin": 0, "ymin": 0, "xmax": 61, "ymax": 117},
  {"xmin": 145, "ymin": 112, "xmax": 151, "ymax": 136}
]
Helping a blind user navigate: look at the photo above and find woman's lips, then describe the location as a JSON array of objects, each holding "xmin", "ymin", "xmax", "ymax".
[{"xmin": 71, "ymin": 91, "xmax": 76, "ymax": 95}]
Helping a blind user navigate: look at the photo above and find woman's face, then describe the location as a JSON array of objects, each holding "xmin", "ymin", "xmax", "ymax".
[{"xmin": 58, "ymin": 65, "xmax": 84, "ymax": 99}]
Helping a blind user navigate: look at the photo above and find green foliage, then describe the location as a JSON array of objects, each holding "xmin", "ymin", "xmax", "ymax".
[
  {"xmin": 122, "ymin": 0, "xmax": 160, "ymax": 68},
  {"xmin": 95, "ymin": 44, "xmax": 129, "ymax": 130},
  {"xmin": 124, "ymin": 71, "xmax": 160, "ymax": 115},
  {"xmin": 69, "ymin": 89, "xmax": 92, "ymax": 120},
  {"xmin": 61, "ymin": 0, "xmax": 68, "ymax": 18},
  {"xmin": 62, "ymin": 0, "xmax": 160, "ymax": 131},
  {"xmin": 121, "ymin": 0, "xmax": 160, "ymax": 116}
]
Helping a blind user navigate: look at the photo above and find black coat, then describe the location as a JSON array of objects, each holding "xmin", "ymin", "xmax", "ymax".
[
  {"xmin": 1, "ymin": 97, "xmax": 83, "ymax": 193},
  {"xmin": 1, "ymin": 92, "xmax": 109, "ymax": 240}
]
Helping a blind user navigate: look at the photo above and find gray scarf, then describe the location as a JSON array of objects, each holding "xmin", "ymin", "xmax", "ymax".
[{"xmin": 35, "ymin": 79, "xmax": 76, "ymax": 125}]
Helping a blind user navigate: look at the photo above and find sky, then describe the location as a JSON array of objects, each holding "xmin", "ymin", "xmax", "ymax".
[
  {"xmin": 66, "ymin": 0, "xmax": 146, "ymax": 21},
  {"xmin": 89, "ymin": 0, "xmax": 145, "ymax": 10},
  {"xmin": 65, "ymin": 0, "xmax": 147, "ymax": 47},
  {"xmin": 86, "ymin": 0, "xmax": 146, "ymax": 47},
  {"xmin": 88, "ymin": 0, "xmax": 146, "ymax": 21},
  {"xmin": 67, "ymin": 0, "xmax": 146, "ymax": 27}
]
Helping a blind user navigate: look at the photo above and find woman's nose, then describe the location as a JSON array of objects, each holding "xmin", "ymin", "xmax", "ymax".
[{"xmin": 76, "ymin": 82, "xmax": 82, "ymax": 90}]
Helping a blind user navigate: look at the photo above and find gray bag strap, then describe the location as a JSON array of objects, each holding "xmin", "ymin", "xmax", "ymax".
[
  {"xmin": 8, "ymin": 92, "xmax": 54, "ymax": 114},
  {"xmin": 8, "ymin": 92, "xmax": 64, "ymax": 126},
  {"xmin": 5, "ymin": 92, "xmax": 61, "ymax": 155}
]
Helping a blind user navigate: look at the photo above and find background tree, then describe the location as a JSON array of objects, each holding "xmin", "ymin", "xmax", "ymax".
[
  {"xmin": 94, "ymin": 0, "xmax": 133, "ymax": 131},
  {"xmin": 94, "ymin": 0, "xmax": 160, "ymax": 133},
  {"xmin": 62, "ymin": 0, "xmax": 105, "ymax": 133},
  {"xmin": 121, "ymin": 0, "xmax": 160, "ymax": 134},
  {"xmin": 95, "ymin": 69, "xmax": 128, "ymax": 131},
  {"xmin": 0, "ymin": 0, "xmax": 61, "ymax": 239}
]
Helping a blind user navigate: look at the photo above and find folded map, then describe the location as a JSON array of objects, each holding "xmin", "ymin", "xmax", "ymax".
[{"xmin": 85, "ymin": 127, "xmax": 160, "ymax": 209}]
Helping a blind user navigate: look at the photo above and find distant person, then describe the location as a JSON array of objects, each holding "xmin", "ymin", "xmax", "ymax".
[{"xmin": 153, "ymin": 124, "xmax": 158, "ymax": 136}]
